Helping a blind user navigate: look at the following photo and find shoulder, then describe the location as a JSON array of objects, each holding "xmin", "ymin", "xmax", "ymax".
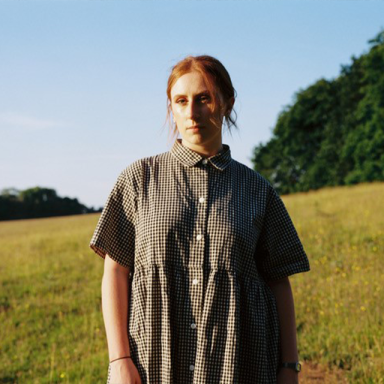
[
  {"xmin": 125, "ymin": 151, "xmax": 171, "ymax": 169},
  {"xmin": 137, "ymin": 151, "xmax": 173, "ymax": 169},
  {"xmin": 118, "ymin": 150, "xmax": 171, "ymax": 182},
  {"xmin": 230, "ymin": 158, "xmax": 268, "ymax": 182},
  {"xmin": 230, "ymin": 158, "xmax": 275, "ymax": 194}
]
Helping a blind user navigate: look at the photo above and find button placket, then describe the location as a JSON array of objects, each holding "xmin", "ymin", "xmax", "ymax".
[{"xmin": 189, "ymin": 163, "xmax": 209, "ymax": 380}]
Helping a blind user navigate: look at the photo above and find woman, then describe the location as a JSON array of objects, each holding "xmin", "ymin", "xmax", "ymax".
[{"xmin": 90, "ymin": 55, "xmax": 310, "ymax": 384}]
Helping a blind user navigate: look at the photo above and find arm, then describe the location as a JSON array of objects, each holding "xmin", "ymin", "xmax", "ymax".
[
  {"xmin": 102, "ymin": 255, "xmax": 142, "ymax": 384},
  {"xmin": 266, "ymin": 276, "xmax": 299, "ymax": 384},
  {"xmin": 102, "ymin": 254, "xmax": 131, "ymax": 360}
]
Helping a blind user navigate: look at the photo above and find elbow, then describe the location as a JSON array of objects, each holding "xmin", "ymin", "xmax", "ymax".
[{"xmin": 265, "ymin": 276, "xmax": 290, "ymax": 289}]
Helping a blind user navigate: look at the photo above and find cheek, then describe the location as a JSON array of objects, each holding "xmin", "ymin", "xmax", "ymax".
[
  {"xmin": 206, "ymin": 108, "xmax": 221, "ymax": 122},
  {"xmin": 171, "ymin": 109, "xmax": 178, "ymax": 121},
  {"xmin": 207, "ymin": 112, "xmax": 224, "ymax": 130},
  {"xmin": 172, "ymin": 105, "xmax": 182, "ymax": 119},
  {"xmin": 173, "ymin": 111, "xmax": 181, "ymax": 123},
  {"xmin": 172, "ymin": 111, "xmax": 184, "ymax": 129},
  {"xmin": 204, "ymin": 105, "xmax": 218, "ymax": 119}
]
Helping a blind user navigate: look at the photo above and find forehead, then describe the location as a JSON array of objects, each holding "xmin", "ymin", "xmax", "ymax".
[{"xmin": 170, "ymin": 71, "xmax": 209, "ymax": 97}]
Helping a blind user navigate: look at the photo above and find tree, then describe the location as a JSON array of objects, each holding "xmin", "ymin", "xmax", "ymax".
[
  {"xmin": 252, "ymin": 29, "xmax": 384, "ymax": 194},
  {"xmin": 0, "ymin": 187, "xmax": 99, "ymax": 221}
]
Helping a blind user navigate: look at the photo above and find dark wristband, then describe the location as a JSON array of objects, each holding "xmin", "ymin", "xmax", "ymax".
[
  {"xmin": 110, "ymin": 356, "xmax": 132, "ymax": 364},
  {"xmin": 281, "ymin": 362, "xmax": 301, "ymax": 372}
]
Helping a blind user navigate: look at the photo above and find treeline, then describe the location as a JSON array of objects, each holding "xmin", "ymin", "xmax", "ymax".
[
  {"xmin": 252, "ymin": 30, "xmax": 384, "ymax": 195},
  {"xmin": 0, "ymin": 187, "xmax": 102, "ymax": 221}
]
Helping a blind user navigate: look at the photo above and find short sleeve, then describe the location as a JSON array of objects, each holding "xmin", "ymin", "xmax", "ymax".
[
  {"xmin": 255, "ymin": 184, "xmax": 310, "ymax": 281},
  {"xmin": 89, "ymin": 163, "xmax": 141, "ymax": 271}
]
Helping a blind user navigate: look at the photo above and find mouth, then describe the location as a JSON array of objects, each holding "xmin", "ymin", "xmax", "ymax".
[{"xmin": 187, "ymin": 125, "xmax": 203, "ymax": 130}]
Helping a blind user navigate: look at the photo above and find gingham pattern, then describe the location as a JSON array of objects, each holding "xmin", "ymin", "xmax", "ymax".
[{"xmin": 90, "ymin": 139, "xmax": 310, "ymax": 384}]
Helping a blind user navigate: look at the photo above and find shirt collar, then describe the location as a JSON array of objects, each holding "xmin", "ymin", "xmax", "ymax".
[{"xmin": 170, "ymin": 139, "xmax": 232, "ymax": 171}]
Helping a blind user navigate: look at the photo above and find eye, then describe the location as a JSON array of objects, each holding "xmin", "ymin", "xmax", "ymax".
[
  {"xmin": 176, "ymin": 98, "xmax": 187, "ymax": 105},
  {"xmin": 199, "ymin": 95, "xmax": 211, "ymax": 103}
]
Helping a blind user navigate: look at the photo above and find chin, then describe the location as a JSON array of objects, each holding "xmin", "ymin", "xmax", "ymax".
[{"xmin": 188, "ymin": 137, "xmax": 206, "ymax": 146}]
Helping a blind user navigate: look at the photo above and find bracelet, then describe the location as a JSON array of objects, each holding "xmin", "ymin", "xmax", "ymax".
[{"xmin": 110, "ymin": 356, "xmax": 132, "ymax": 364}]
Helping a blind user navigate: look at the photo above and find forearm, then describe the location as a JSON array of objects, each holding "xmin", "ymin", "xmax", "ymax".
[
  {"xmin": 101, "ymin": 261, "xmax": 131, "ymax": 361},
  {"xmin": 266, "ymin": 277, "xmax": 298, "ymax": 362}
]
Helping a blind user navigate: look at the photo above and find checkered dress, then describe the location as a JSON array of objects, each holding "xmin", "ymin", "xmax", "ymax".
[{"xmin": 90, "ymin": 139, "xmax": 310, "ymax": 384}]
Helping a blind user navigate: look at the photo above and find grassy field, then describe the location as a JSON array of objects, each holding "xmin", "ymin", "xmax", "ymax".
[{"xmin": 0, "ymin": 182, "xmax": 383, "ymax": 383}]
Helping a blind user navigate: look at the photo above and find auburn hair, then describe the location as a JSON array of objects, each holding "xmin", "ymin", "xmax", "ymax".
[{"xmin": 165, "ymin": 55, "xmax": 238, "ymax": 142}]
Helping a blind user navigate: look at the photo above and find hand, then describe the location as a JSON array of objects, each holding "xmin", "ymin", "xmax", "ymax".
[
  {"xmin": 109, "ymin": 358, "xmax": 142, "ymax": 384},
  {"xmin": 277, "ymin": 367, "xmax": 299, "ymax": 384}
]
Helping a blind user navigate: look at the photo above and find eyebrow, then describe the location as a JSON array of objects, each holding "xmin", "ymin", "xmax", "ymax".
[{"xmin": 172, "ymin": 91, "xmax": 211, "ymax": 101}]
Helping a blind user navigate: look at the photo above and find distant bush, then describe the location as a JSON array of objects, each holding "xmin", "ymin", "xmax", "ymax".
[{"xmin": 0, "ymin": 187, "xmax": 102, "ymax": 221}]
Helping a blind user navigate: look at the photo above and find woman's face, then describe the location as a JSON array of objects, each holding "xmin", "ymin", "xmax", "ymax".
[{"xmin": 170, "ymin": 71, "xmax": 226, "ymax": 156}]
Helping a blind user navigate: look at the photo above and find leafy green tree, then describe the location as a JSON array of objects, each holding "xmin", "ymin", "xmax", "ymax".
[{"xmin": 252, "ymin": 29, "xmax": 384, "ymax": 194}]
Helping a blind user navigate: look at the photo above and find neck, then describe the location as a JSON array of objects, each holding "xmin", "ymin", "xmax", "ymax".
[{"xmin": 179, "ymin": 139, "xmax": 223, "ymax": 158}]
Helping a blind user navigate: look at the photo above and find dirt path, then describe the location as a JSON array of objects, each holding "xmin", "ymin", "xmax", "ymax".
[{"xmin": 300, "ymin": 361, "xmax": 348, "ymax": 383}]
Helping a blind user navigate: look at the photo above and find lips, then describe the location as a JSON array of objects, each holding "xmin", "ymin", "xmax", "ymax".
[{"xmin": 187, "ymin": 126, "xmax": 203, "ymax": 134}]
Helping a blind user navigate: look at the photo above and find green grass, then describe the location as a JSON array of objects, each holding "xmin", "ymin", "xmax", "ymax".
[
  {"xmin": 0, "ymin": 215, "xmax": 106, "ymax": 383},
  {"xmin": 0, "ymin": 182, "xmax": 383, "ymax": 383},
  {"xmin": 284, "ymin": 182, "xmax": 384, "ymax": 383}
]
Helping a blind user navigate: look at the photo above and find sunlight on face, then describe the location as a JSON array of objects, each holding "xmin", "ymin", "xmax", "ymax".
[{"xmin": 170, "ymin": 71, "xmax": 225, "ymax": 156}]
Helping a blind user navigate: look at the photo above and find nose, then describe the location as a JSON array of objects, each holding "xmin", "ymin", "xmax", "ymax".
[{"xmin": 186, "ymin": 99, "xmax": 200, "ymax": 120}]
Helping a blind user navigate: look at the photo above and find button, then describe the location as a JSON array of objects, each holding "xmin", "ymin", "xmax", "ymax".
[
  {"xmin": 191, "ymin": 323, "xmax": 197, "ymax": 329},
  {"xmin": 192, "ymin": 278, "xmax": 199, "ymax": 285},
  {"xmin": 199, "ymin": 197, "xmax": 205, "ymax": 203},
  {"xmin": 196, "ymin": 234, "xmax": 202, "ymax": 241},
  {"xmin": 202, "ymin": 159, "xmax": 208, "ymax": 165},
  {"xmin": 189, "ymin": 364, "xmax": 195, "ymax": 371}
]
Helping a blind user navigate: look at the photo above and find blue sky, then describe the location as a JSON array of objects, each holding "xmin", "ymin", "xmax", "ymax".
[{"xmin": 1, "ymin": 0, "xmax": 383, "ymax": 208}]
